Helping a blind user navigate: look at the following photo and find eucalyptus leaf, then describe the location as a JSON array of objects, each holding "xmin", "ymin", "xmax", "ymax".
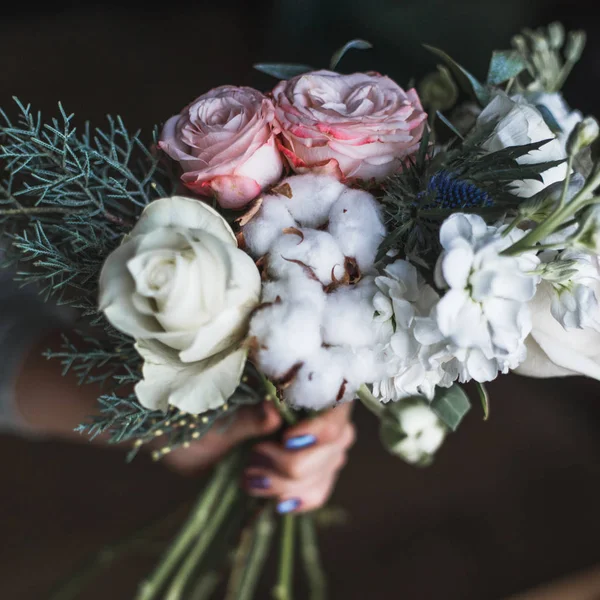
[
  {"xmin": 430, "ymin": 385, "xmax": 471, "ymax": 431},
  {"xmin": 253, "ymin": 63, "xmax": 314, "ymax": 80},
  {"xmin": 487, "ymin": 50, "xmax": 528, "ymax": 85},
  {"xmin": 330, "ymin": 39, "xmax": 373, "ymax": 70},
  {"xmin": 423, "ymin": 45, "xmax": 490, "ymax": 105}
]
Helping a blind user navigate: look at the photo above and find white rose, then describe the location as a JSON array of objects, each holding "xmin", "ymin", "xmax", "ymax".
[
  {"xmin": 99, "ymin": 196, "xmax": 261, "ymax": 413},
  {"xmin": 515, "ymin": 281, "xmax": 600, "ymax": 380},
  {"xmin": 476, "ymin": 93, "xmax": 568, "ymax": 198}
]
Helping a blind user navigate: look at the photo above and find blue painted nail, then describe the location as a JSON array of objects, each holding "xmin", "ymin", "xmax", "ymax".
[
  {"xmin": 277, "ymin": 498, "xmax": 301, "ymax": 514},
  {"xmin": 285, "ymin": 434, "xmax": 316, "ymax": 450},
  {"xmin": 245, "ymin": 475, "xmax": 271, "ymax": 490}
]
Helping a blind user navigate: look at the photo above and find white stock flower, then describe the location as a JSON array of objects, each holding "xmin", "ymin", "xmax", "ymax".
[
  {"xmin": 99, "ymin": 197, "xmax": 261, "ymax": 413},
  {"xmin": 476, "ymin": 93, "xmax": 568, "ymax": 198},
  {"xmin": 372, "ymin": 260, "xmax": 454, "ymax": 402},
  {"xmin": 429, "ymin": 213, "xmax": 540, "ymax": 382},
  {"xmin": 543, "ymin": 250, "xmax": 600, "ymax": 332},
  {"xmin": 243, "ymin": 174, "xmax": 387, "ymax": 409}
]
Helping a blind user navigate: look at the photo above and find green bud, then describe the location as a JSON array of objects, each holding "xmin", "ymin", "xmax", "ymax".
[
  {"xmin": 547, "ymin": 22, "xmax": 565, "ymax": 50},
  {"xmin": 379, "ymin": 397, "xmax": 447, "ymax": 466},
  {"xmin": 539, "ymin": 259, "xmax": 580, "ymax": 284},
  {"xmin": 511, "ymin": 34, "xmax": 529, "ymax": 57},
  {"xmin": 572, "ymin": 205, "xmax": 600, "ymax": 253},
  {"xmin": 418, "ymin": 65, "xmax": 459, "ymax": 112},
  {"xmin": 565, "ymin": 31, "xmax": 586, "ymax": 63},
  {"xmin": 567, "ymin": 117, "xmax": 600, "ymax": 156}
]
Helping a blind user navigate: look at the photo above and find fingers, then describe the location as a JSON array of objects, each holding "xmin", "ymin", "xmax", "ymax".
[
  {"xmin": 243, "ymin": 416, "xmax": 356, "ymax": 513},
  {"xmin": 283, "ymin": 401, "xmax": 354, "ymax": 448},
  {"xmin": 250, "ymin": 424, "xmax": 354, "ymax": 479}
]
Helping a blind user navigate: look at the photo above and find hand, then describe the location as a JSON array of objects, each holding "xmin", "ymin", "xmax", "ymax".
[
  {"xmin": 242, "ymin": 401, "xmax": 356, "ymax": 514},
  {"xmin": 161, "ymin": 402, "xmax": 282, "ymax": 474}
]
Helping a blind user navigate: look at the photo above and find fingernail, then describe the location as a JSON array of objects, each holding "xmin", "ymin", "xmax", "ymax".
[
  {"xmin": 285, "ymin": 434, "xmax": 316, "ymax": 450},
  {"xmin": 247, "ymin": 452, "xmax": 275, "ymax": 469},
  {"xmin": 244, "ymin": 475, "xmax": 271, "ymax": 490},
  {"xmin": 277, "ymin": 498, "xmax": 301, "ymax": 514}
]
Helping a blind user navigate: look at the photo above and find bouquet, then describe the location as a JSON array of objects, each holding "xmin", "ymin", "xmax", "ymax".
[{"xmin": 1, "ymin": 22, "xmax": 599, "ymax": 599}]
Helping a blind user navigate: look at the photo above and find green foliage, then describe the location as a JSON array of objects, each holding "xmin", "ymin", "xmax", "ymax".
[
  {"xmin": 329, "ymin": 39, "xmax": 372, "ymax": 71},
  {"xmin": 423, "ymin": 44, "xmax": 490, "ymax": 105},
  {"xmin": 253, "ymin": 64, "xmax": 313, "ymax": 79},
  {"xmin": 378, "ymin": 132, "xmax": 565, "ymax": 265},
  {"xmin": 0, "ymin": 100, "xmax": 195, "ymax": 454},
  {"xmin": 510, "ymin": 22, "xmax": 586, "ymax": 93},
  {"xmin": 430, "ymin": 385, "xmax": 471, "ymax": 431},
  {"xmin": 486, "ymin": 50, "xmax": 528, "ymax": 86}
]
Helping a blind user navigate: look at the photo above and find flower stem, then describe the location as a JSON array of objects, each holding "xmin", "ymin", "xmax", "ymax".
[
  {"xmin": 558, "ymin": 154, "xmax": 575, "ymax": 209},
  {"xmin": 226, "ymin": 506, "xmax": 276, "ymax": 600},
  {"xmin": 356, "ymin": 384, "xmax": 384, "ymax": 418},
  {"xmin": 299, "ymin": 515, "xmax": 327, "ymax": 600},
  {"xmin": 502, "ymin": 166, "xmax": 600, "ymax": 256},
  {"xmin": 272, "ymin": 514, "xmax": 297, "ymax": 600},
  {"xmin": 263, "ymin": 376, "xmax": 297, "ymax": 425},
  {"xmin": 135, "ymin": 451, "xmax": 240, "ymax": 600},
  {"xmin": 164, "ymin": 480, "xmax": 240, "ymax": 600}
]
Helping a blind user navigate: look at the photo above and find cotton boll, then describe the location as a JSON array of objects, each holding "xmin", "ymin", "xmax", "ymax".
[
  {"xmin": 268, "ymin": 229, "xmax": 346, "ymax": 285},
  {"xmin": 328, "ymin": 188, "xmax": 386, "ymax": 270},
  {"xmin": 250, "ymin": 301, "xmax": 323, "ymax": 379},
  {"xmin": 282, "ymin": 175, "xmax": 346, "ymax": 227},
  {"xmin": 243, "ymin": 196, "xmax": 296, "ymax": 257},
  {"xmin": 343, "ymin": 346, "xmax": 387, "ymax": 387},
  {"xmin": 321, "ymin": 278, "xmax": 379, "ymax": 347},
  {"xmin": 285, "ymin": 348, "xmax": 349, "ymax": 409},
  {"xmin": 260, "ymin": 276, "xmax": 327, "ymax": 313}
]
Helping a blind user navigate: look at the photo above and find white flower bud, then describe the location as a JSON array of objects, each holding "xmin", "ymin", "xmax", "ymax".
[
  {"xmin": 567, "ymin": 116, "xmax": 599, "ymax": 156},
  {"xmin": 380, "ymin": 398, "xmax": 447, "ymax": 466}
]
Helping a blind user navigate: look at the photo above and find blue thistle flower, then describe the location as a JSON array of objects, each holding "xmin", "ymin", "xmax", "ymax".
[{"xmin": 424, "ymin": 170, "xmax": 493, "ymax": 210}]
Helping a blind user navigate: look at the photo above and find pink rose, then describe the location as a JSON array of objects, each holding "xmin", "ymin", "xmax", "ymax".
[
  {"xmin": 159, "ymin": 86, "xmax": 283, "ymax": 209},
  {"xmin": 272, "ymin": 70, "xmax": 427, "ymax": 181}
]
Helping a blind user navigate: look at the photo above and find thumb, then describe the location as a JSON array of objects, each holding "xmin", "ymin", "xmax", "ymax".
[{"xmin": 222, "ymin": 401, "xmax": 283, "ymax": 445}]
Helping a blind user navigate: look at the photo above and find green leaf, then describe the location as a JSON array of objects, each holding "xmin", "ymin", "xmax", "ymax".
[
  {"xmin": 330, "ymin": 39, "xmax": 373, "ymax": 70},
  {"xmin": 416, "ymin": 123, "xmax": 432, "ymax": 170},
  {"xmin": 253, "ymin": 63, "xmax": 313, "ymax": 80},
  {"xmin": 475, "ymin": 382, "xmax": 490, "ymax": 420},
  {"xmin": 479, "ymin": 138, "xmax": 554, "ymax": 162},
  {"xmin": 423, "ymin": 45, "xmax": 490, "ymax": 105},
  {"xmin": 436, "ymin": 111, "xmax": 464, "ymax": 140},
  {"xmin": 430, "ymin": 385, "xmax": 471, "ymax": 431},
  {"xmin": 487, "ymin": 50, "xmax": 527, "ymax": 85},
  {"xmin": 470, "ymin": 159, "xmax": 566, "ymax": 183}
]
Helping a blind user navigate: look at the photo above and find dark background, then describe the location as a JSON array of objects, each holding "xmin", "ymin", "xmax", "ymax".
[{"xmin": 1, "ymin": 1, "xmax": 600, "ymax": 599}]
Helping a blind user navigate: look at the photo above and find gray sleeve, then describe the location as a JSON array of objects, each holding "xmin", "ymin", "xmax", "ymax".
[{"xmin": 0, "ymin": 273, "xmax": 71, "ymax": 435}]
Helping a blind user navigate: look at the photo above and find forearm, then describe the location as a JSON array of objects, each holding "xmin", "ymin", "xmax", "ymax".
[{"xmin": 14, "ymin": 330, "xmax": 107, "ymax": 441}]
